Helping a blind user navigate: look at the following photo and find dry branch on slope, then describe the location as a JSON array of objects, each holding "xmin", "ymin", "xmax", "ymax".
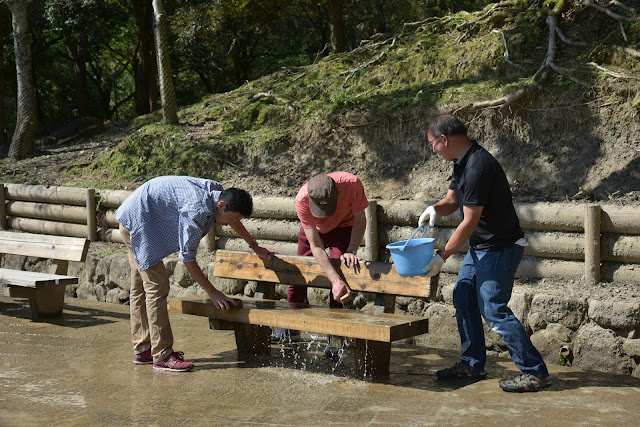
[{"xmin": 457, "ymin": 0, "xmax": 640, "ymax": 113}]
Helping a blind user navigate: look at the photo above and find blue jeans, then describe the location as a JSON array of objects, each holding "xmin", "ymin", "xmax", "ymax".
[{"xmin": 453, "ymin": 245, "xmax": 549, "ymax": 378}]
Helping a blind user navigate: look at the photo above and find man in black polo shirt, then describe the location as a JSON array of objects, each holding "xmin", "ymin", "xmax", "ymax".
[{"xmin": 419, "ymin": 114, "xmax": 551, "ymax": 392}]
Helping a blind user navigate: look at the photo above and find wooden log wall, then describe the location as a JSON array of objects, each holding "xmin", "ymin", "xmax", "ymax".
[{"xmin": 2, "ymin": 183, "xmax": 640, "ymax": 284}]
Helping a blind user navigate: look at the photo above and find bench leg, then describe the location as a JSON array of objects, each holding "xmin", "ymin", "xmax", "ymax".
[
  {"xmin": 7, "ymin": 285, "xmax": 66, "ymax": 320},
  {"xmin": 209, "ymin": 318, "xmax": 234, "ymax": 330},
  {"xmin": 350, "ymin": 339, "xmax": 391, "ymax": 379},
  {"xmin": 233, "ymin": 323, "xmax": 271, "ymax": 358}
]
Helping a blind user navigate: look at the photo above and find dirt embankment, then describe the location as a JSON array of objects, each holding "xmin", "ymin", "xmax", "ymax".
[{"xmin": 222, "ymin": 90, "xmax": 640, "ymax": 207}]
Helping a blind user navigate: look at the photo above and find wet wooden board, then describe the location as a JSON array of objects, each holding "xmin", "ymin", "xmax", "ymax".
[
  {"xmin": 213, "ymin": 250, "xmax": 437, "ymax": 299},
  {"xmin": 170, "ymin": 297, "xmax": 429, "ymax": 343}
]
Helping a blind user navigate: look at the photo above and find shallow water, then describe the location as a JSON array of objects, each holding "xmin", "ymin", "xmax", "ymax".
[{"xmin": 1, "ymin": 296, "xmax": 639, "ymax": 426}]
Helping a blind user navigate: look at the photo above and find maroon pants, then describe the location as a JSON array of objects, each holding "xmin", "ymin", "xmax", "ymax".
[{"xmin": 288, "ymin": 226, "xmax": 352, "ymax": 308}]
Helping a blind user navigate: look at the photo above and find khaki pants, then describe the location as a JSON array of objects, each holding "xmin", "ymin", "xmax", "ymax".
[{"xmin": 120, "ymin": 224, "xmax": 173, "ymax": 362}]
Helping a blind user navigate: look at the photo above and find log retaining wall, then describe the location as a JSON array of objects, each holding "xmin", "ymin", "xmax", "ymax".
[{"xmin": 2, "ymin": 183, "xmax": 639, "ymax": 284}]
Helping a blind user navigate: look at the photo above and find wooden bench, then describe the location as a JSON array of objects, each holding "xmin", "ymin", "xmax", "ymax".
[
  {"xmin": 170, "ymin": 250, "xmax": 438, "ymax": 378},
  {"xmin": 0, "ymin": 231, "xmax": 90, "ymax": 319}
]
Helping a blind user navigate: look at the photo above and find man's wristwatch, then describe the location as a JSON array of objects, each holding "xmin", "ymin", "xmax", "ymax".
[{"xmin": 345, "ymin": 249, "xmax": 357, "ymax": 255}]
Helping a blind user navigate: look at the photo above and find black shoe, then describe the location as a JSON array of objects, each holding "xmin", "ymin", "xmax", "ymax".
[
  {"xmin": 436, "ymin": 362, "xmax": 487, "ymax": 379},
  {"xmin": 324, "ymin": 343, "xmax": 341, "ymax": 359}
]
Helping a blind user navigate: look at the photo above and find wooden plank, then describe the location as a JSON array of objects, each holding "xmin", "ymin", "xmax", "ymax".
[
  {"xmin": 170, "ymin": 297, "xmax": 429, "ymax": 342},
  {"xmin": 0, "ymin": 268, "xmax": 78, "ymax": 288},
  {"xmin": 214, "ymin": 250, "xmax": 435, "ymax": 299},
  {"xmin": 0, "ymin": 231, "xmax": 89, "ymax": 261}
]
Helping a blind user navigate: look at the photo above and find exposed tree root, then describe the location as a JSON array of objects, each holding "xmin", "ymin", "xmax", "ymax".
[
  {"xmin": 587, "ymin": 61, "xmax": 637, "ymax": 79},
  {"xmin": 340, "ymin": 47, "xmax": 390, "ymax": 88},
  {"xmin": 460, "ymin": 1, "xmax": 639, "ymax": 112}
]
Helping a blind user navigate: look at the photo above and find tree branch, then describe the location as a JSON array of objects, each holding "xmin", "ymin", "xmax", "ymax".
[
  {"xmin": 498, "ymin": 30, "xmax": 520, "ymax": 67},
  {"xmin": 614, "ymin": 44, "xmax": 640, "ymax": 57},
  {"xmin": 607, "ymin": 0, "xmax": 636, "ymax": 14},
  {"xmin": 555, "ymin": 27, "xmax": 588, "ymax": 46},
  {"xmin": 584, "ymin": 1, "xmax": 640, "ymax": 21},
  {"xmin": 341, "ymin": 49, "xmax": 388, "ymax": 87},
  {"xmin": 587, "ymin": 61, "xmax": 637, "ymax": 79}
]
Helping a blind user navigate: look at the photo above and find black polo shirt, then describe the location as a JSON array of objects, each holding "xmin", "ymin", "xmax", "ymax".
[{"xmin": 449, "ymin": 141, "xmax": 523, "ymax": 250}]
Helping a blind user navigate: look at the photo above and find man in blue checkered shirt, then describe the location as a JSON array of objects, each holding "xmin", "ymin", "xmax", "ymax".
[{"xmin": 116, "ymin": 175, "xmax": 274, "ymax": 372}]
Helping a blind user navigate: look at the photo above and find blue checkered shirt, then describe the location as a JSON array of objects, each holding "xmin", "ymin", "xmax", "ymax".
[{"xmin": 115, "ymin": 176, "xmax": 222, "ymax": 271}]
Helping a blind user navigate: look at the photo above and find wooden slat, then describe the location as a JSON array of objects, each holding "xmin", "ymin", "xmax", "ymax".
[
  {"xmin": 0, "ymin": 268, "xmax": 78, "ymax": 288},
  {"xmin": 0, "ymin": 231, "xmax": 89, "ymax": 261},
  {"xmin": 170, "ymin": 297, "xmax": 429, "ymax": 342},
  {"xmin": 214, "ymin": 250, "xmax": 435, "ymax": 298}
]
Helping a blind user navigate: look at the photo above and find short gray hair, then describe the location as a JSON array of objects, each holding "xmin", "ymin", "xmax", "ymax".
[{"xmin": 427, "ymin": 114, "xmax": 467, "ymax": 137}]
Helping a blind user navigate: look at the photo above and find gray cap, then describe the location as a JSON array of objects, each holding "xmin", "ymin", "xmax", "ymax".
[{"xmin": 307, "ymin": 174, "xmax": 338, "ymax": 218}]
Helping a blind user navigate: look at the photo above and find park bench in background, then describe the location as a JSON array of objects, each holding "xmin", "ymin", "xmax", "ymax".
[
  {"xmin": 170, "ymin": 250, "xmax": 438, "ymax": 378},
  {"xmin": 0, "ymin": 231, "xmax": 90, "ymax": 319}
]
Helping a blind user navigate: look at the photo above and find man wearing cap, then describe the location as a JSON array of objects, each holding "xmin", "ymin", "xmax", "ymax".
[{"xmin": 292, "ymin": 172, "xmax": 369, "ymax": 307}]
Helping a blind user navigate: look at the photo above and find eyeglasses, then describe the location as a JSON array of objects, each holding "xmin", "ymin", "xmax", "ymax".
[{"xmin": 428, "ymin": 134, "xmax": 444, "ymax": 147}]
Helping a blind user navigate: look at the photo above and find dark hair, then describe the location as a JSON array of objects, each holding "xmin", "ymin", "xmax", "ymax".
[
  {"xmin": 220, "ymin": 188, "xmax": 253, "ymax": 218},
  {"xmin": 427, "ymin": 113, "xmax": 467, "ymax": 137}
]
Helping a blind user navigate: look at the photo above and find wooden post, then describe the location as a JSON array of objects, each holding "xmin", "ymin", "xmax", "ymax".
[
  {"xmin": 364, "ymin": 200, "xmax": 378, "ymax": 261},
  {"xmin": 584, "ymin": 203, "xmax": 601, "ymax": 285},
  {"xmin": 0, "ymin": 184, "xmax": 7, "ymax": 229},
  {"xmin": 86, "ymin": 189, "xmax": 98, "ymax": 241}
]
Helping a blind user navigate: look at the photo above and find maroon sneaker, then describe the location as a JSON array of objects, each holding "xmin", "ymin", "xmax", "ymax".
[
  {"xmin": 153, "ymin": 351, "xmax": 194, "ymax": 372},
  {"xmin": 133, "ymin": 349, "xmax": 153, "ymax": 365}
]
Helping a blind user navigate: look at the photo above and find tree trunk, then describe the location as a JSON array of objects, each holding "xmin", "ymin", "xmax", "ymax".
[
  {"xmin": 0, "ymin": 3, "xmax": 9, "ymax": 145},
  {"xmin": 151, "ymin": 0, "xmax": 177, "ymax": 124},
  {"xmin": 374, "ymin": 0, "xmax": 387, "ymax": 34},
  {"xmin": 132, "ymin": 0, "xmax": 157, "ymax": 115},
  {"xmin": 327, "ymin": 0, "xmax": 345, "ymax": 54},
  {"xmin": 62, "ymin": 31, "xmax": 90, "ymax": 117},
  {"xmin": 6, "ymin": 0, "xmax": 36, "ymax": 161}
]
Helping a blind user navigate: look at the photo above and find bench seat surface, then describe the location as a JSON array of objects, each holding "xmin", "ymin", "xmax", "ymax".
[
  {"xmin": 170, "ymin": 297, "xmax": 428, "ymax": 342},
  {"xmin": 0, "ymin": 268, "xmax": 79, "ymax": 288}
]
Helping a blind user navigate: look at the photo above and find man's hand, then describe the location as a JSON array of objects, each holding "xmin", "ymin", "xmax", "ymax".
[
  {"xmin": 418, "ymin": 206, "xmax": 437, "ymax": 227},
  {"xmin": 208, "ymin": 289, "xmax": 243, "ymax": 310},
  {"xmin": 253, "ymin": 245, "xmax": 281, "ymax": 259},
  {"xmin": 423, "ymin": 254, "xmax": 445, "ymax": 277},
  {"xmin": 340, "ymin": 251, "xmax": 361, "ymax": 267},
  {"xmin": 331, "ymin": 279, "xmax": 351, "ymax": 303}
]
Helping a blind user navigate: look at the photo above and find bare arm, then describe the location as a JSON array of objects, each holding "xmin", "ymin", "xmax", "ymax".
[
  {"xmin": 304, "ymin": 227, "xmax": 351, "ymax": 300},
  {"xmin": 229, "ymin": 219, "xmax": 278, "ymax": 259},
  {"xmin": 340, "ymin": 210, "xmax": 366, "ymax": 267},
  {"xmin": 432, "ymin": 189, "xmax": 460, "ymax": 218},
  {"xmin": 440, "ymin": 205, "xmax": 483, "ymax": 261},
  {"xmin": 183, "ymin": 261, "xmax": 241, "ymax": 309}
]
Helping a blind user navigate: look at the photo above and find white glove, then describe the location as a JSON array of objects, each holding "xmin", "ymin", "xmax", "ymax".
[
  {"xmin": 423, "ymin": 254, "xmax": 445, "ymax": 277},
  {"xmin": 418, "ymin": 206, "xmax": 437, "ymax": 227}
]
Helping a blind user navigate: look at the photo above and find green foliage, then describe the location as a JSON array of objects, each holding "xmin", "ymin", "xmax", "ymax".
[
  {"xmin": 83, "ymin": 123, "xmax": 231, "ymax": 182},
  {"xmin": 4, "ymin": 0, "xmax": 637, "ymax": 190}
]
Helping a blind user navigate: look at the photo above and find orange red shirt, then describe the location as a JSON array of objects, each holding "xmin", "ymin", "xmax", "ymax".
[{"xmin": 295, "ymin": 171, "xmax": 369, "ymax": 233}]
